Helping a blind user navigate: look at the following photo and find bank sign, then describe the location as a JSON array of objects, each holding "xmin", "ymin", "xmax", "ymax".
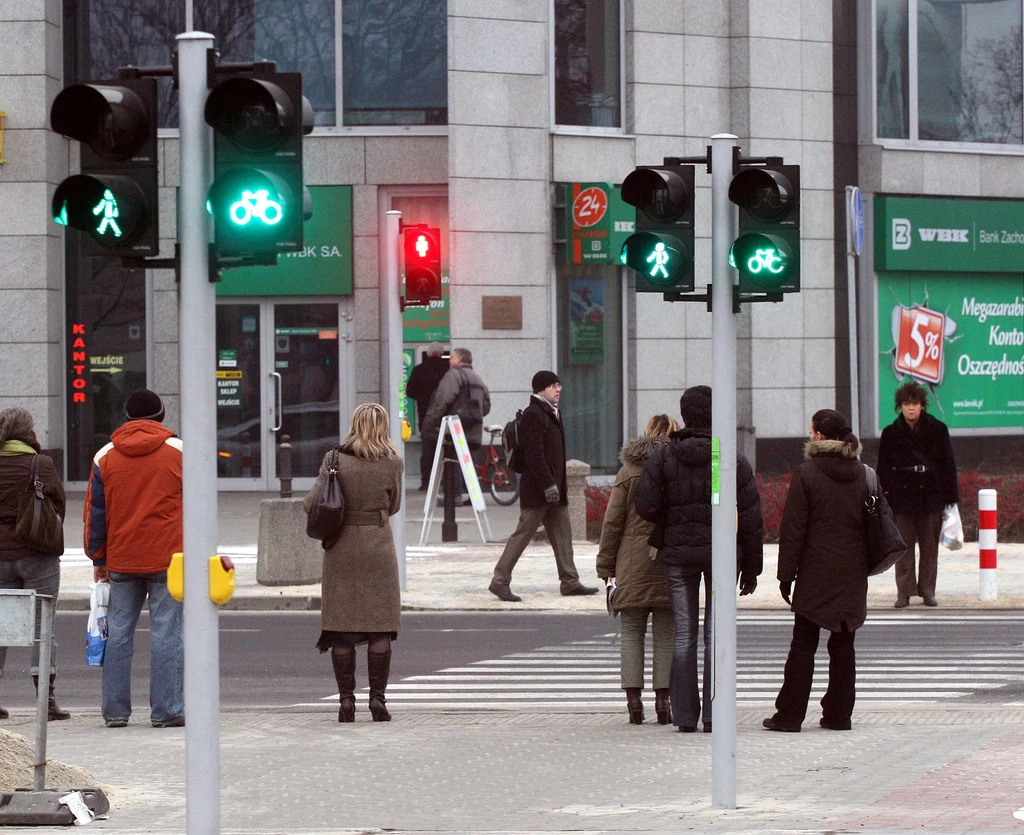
[
  {"xmin": 563, "ymin": 183, "xmax": 634, "ymax": 264},
  {"xmin": 875, "ymin": 197, "xmax": 1024, "ymax": 430}
]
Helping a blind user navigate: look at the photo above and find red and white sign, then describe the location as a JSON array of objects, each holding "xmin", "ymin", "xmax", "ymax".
[
  {"xmin": 894, "ymin": 304, "xmax": 945, "ymax": 385},
  {"xmin": 571, "ymin": 186, "xmax": 608, "ymax": 228}
]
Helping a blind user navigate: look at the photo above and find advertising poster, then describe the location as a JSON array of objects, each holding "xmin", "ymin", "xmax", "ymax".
[
  {"xmin": 569, "ymin": 277, "xmax": 605, "ymax": 364},
  {"xmin": 877, "ymin": 274, "xmax": 1024, "ymax": 429},
  {"xmin": 402, "ymin": 272, "xmax": 449, "ymax": 342},
  {"xmin": 402, "ymin": 348, "xmax": 415, "ymax": 434}
]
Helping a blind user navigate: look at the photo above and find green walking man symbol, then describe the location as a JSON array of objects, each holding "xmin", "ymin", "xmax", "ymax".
[
  {"xmin": 647, "ymin": 241, "xmax": 670, "ymax": 279},
  {"xmin": 92, "ymin": 189, "xmax": 122, "ymax": 238}
]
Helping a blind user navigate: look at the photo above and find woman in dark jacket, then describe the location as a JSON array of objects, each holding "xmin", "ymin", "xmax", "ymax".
[
  {"xmin": 304, "ymin": 403, "xmax": 404, "ymax": 723},
  {"xmin": 0, "ymin": 407, "xmax": 68, "ymax": 721},
  {"xmin": 763, "ymin": 409, "xmax": 870, "ymax": 733},
  {"xmin": 596, "ymin": 414, "xmax": 677, "ymax": 726},
  {"xmin": 876, "ymin": 381, "xmax": 959, "ymax": 608}
]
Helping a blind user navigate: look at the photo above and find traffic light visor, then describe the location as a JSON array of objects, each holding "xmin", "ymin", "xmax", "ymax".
[
  {"xmin": 52, "ymin": 174, "xmax": 146, "ymax": 246},
  {"xmin": 50, "ymin": 84, "xmax": 149, "ymax": 160},
  {"xmin": 621, "ymin": 168, "xmax": 689, "ymax": 222},
  {"xmin": 729, "ymin": 232, "xmax": 793, "ymax": 284},
  {"xmin": 728, "ymin": 168, "xmax": 794, "ymax": 222},
  {"xmin": 205, "ymin": 78, "xmax": 296, "ymax": 153}
]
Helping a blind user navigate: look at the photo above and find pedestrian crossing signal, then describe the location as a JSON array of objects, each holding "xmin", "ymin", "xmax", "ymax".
[
  {"xmin": 619, "ymin": 232, "xmax": 685, "ymax": 287},
  {"xmin": 404, "ymin": 225, "xmax": 442, "ymax": 304}
]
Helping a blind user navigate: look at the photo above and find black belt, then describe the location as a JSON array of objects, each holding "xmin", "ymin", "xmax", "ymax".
[{"xmin": 898, "ymin": 465, "xmax": 928, "ymax": 473}]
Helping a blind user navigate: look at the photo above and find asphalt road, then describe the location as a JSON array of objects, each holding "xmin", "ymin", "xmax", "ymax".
[{"xmin": 1, "ymin": 611, "xmax": 1022, "ymax": 712}]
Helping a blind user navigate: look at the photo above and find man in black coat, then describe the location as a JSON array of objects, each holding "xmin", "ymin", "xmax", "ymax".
[
  {"xmin": 405, "ymin": 343, "xmax": 450, "ymax": 490},
  {"xmin": 489, "ymin": 371, "xmax": 598, "ymax": 602},
  {"xmin": 877, "ymin": 380, "xmax": 959, "ymax": 608},
  {"xmin": 633, "ymin": 385, "xmax": 763, "ymax": 732}
]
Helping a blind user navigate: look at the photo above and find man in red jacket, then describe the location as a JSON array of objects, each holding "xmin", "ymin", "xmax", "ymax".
[{"xmin": 84, "ymin": 390, "xmax": 184, "ymax": 728}]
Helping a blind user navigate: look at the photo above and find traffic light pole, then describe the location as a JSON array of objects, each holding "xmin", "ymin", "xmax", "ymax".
[
  {"xmin": 710, "ymin": 133, "xmax": 739, "ymax": 809},
  {"xmin": 382, "ymin": 210, "xmax": 407, "ymax": 590},
  {"xmin": 177, "ymin": 31, "xmax": 222, "ymax": 835}
]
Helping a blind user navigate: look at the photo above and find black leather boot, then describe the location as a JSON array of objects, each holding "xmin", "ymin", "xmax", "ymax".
[
  {"xmin": 655, "ymin": 688, "xmax": 672, "ymax": 725},
  {"xmin": 367, "ymin": 649, "xmax": 392, "ymax": 722},
  {"xmin": 625, "ymin": 687, "xmax": 644, "ymax": 724},
  {"xmin": 330, "ymin": 652, "xmax": 356, "ymax": 723},
  {"xmin": 32, "ymin": 675, "xmax": 70, "ymax": 721}
]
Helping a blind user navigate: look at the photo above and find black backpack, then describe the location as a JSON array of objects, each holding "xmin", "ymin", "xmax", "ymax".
[{"xmin": 502, "ymin": 410, "xmax": 525, "ymax": 473}]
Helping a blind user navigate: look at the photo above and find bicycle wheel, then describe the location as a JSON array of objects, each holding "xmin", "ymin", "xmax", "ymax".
[{"xmin": 489, "ymin": 463, "xmax": 520, "ymax": 506}]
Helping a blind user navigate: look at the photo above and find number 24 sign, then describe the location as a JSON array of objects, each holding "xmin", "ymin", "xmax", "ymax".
[{"xmin": 894, "ymin": 305, "xmax": 945, "ymax": 385}]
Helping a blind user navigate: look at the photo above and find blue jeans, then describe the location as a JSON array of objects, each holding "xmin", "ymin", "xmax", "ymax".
[
  {"xmin": 663, "ymin": 564, "xmax": 712, "ymax": 729},
  {"xmin": 103, "ymin": 571, "xmax": 184, "ymax": 724},
  {"xmin": 0, "ymin": 556, "xmax": 60, "ymax": 677}
]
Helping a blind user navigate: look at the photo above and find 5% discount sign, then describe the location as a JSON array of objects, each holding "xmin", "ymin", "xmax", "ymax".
[{"xmin": 895, "ymin": 305, "xmax": 946, "ymax": 384}]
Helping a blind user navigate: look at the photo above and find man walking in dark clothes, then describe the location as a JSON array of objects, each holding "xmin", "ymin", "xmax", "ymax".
[
  {"xmin": 405, "ymin": 343, "xmax": 449, "ymax": 490},
  {"xmin": 489, "ymin": 371, "xmax": 598, "ymax": 602}
]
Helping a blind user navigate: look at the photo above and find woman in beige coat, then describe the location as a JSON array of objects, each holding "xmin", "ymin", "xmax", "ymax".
[
  {"xmin": 304, "ymin": 403, "xmax": 404, "ymax": 723},
  {"xmin": 596, "ymin": 414, "xmax": 677, "ymax": 725}
]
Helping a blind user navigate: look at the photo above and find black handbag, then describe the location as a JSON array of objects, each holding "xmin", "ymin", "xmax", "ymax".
[
  {"xmin": 863, "ymin": 464, "xmax": 907, "ymax": 576},
  {"xmin": 305, "ymin": 448, "xmax": 345, "ymax": 548},
  {"xmin": 15, "ymin": 455, "xmax": 64, "ymax": 553}
]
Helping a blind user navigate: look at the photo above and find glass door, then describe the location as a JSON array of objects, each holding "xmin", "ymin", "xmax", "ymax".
[{"xmin": 216, "ymin": 299, "xmax": 348, "ymax": 491}]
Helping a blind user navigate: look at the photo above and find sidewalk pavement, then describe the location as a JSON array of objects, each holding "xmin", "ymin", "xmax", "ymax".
[{"xmin": 57, "ymin": 490, "xmax": 1024, "ymax": 612}]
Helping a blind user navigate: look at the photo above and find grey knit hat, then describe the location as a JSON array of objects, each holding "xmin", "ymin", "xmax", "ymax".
[{"xmin": 0, "ymin": 407, "xmax": 35, "ymax": 445}]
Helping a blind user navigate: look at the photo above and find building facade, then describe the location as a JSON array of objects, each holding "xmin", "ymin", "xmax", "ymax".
[{"xmin": 0, "ymin": 0, "xmax": 1020, "ymax": 490}]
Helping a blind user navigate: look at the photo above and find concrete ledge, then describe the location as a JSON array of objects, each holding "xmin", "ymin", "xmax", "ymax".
[{"xmin": 256, "ymin": 499, "xmax": 323, "ymax": 586}]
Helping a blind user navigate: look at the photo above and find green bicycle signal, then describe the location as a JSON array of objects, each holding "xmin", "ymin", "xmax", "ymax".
[{"xmin": 229, "ymin": 189, "xmax": 283, "ymax": 227}]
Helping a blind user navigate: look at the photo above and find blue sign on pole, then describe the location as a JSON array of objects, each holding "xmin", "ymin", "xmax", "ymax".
[{"xmin": 848, "ymin": 186, "xmax": 864, "ymax": 256}]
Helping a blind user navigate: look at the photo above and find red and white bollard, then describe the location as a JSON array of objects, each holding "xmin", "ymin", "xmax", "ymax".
[{"xmin": 978, "ymin": 489, "xmax": 997, "ymax": 602}]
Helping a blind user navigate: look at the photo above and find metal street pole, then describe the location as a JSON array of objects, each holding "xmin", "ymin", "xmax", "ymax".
[
  {"xmin": 710, "ymin": 133, "xmax": 738, "ymax": 809},
  {"xmin": 177, "ymin": 31, "xmax": 221, "ymax": 835},
  {"xmin": 382, "ymin": 209, "xmax": 407, "ymax": 590},
  {"xmin": 845, "ymin": 186, "xmax": 862, "ymax": 437}
]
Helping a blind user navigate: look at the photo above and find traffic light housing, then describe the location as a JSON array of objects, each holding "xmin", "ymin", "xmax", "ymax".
[
  {"xmin": 205, "ymin": 72, "xmax": 313, "ymax": 259},
  {"xmin": 50, "ymin": 78, "xmax": 159, "ymax": 256},
  {"xmin": 619, "ymin": 163, "xmax": 695, "ymax": 294},
  {"xmin": 728, "ymin": 163, "xmax": 800, "ymax": 294},
  {"xmin": 403, "ymin": 225, "xmax": 442, "ymax": 304}
]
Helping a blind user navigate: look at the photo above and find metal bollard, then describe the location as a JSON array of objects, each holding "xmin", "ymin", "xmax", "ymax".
[
  {"xmin": 441, "ymin": 438, "xmax": 458, "ymax": 542},
  {"xmin": 979, "ymin": 489, "xmax": 997, "ymax": 601},
  {"xmin": 278, "ymin": 434, "xmax": 293, "ymax": 498}
]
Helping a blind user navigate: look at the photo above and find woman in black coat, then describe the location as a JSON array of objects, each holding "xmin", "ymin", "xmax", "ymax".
[
  {"xmin": 876, "ymin": 381, "xmax": 959, "ymax": 608},
  {"xmin": 763, "ymin": 409, "xmax": 870, "ymax": 733}
]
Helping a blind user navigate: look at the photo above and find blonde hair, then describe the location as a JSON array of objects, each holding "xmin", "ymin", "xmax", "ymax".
[
  {"xmin": 341, "ymin": 404, "xmax": 398, "ymax": 460},
  {"xmin": 643, "ymin": 414, "xmax": 679, "ymax": 438}
]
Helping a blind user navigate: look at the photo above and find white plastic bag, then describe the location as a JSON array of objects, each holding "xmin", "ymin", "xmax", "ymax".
[
  {"xmin": 86, "ymin": 582, "xmax": 109, "ymax": 666},
  {"xmin": 940, "ymin": 503, "xmax": 964, "ymax": 551}
]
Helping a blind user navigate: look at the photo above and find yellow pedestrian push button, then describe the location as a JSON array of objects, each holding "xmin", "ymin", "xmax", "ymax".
[{"xmin": 166, "ymin": 552, "xmax": 235, "ymax": 605}]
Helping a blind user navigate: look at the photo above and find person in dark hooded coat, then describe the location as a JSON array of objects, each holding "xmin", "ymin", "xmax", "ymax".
[
  {"xmin": 634, "ymin": 386, "xmax": 763, "ymax": 733},
  {"xmin": 763, "ymin": 409, "xmax": 872, "ymax": 733}
]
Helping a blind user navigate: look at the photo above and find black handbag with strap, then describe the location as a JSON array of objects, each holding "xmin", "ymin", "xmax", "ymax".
[
  {"xmin": 15, "ymin": 455, "xmax": 64, "ymax": 553},
  {"xmin": 863, "ymin": 464, "xmax": 907, "ymax": 576},
  {"xmin": 305, "ymin": 448, "xmax": 345, "ymax": 549}
]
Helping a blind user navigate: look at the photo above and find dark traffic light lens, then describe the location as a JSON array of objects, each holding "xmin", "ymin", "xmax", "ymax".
[
  {"xmin": 50, "ymin": 84, "xmax": 149, "ymax": 160},
  {"xmin": 621, "ymin": 168, "xmax": 689, "ymax": 222},
  {"xmin": 205, "ymin": 78, "xmax": 296, "ymax": 153},
  {"xmin": 728, "ymin": 168, "xmax": 793, "ymax": 222}
]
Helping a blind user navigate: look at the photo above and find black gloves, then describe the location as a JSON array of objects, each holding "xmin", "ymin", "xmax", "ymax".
[
  {"xmin": 779, "ymin": 581, "xmax": 793, "ymax": 606},
  {"xmin": 739, "ymin": 571, "xmax": 757, "ymax": 596}
]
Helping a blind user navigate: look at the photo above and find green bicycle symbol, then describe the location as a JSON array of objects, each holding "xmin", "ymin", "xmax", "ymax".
[
  {"xmin": 230, "ymin": 189, "xmax": 283, "ymax": 227},
  {"xmin": 747, "ymin": 247, "xmax": 784, "ymax": 275}
]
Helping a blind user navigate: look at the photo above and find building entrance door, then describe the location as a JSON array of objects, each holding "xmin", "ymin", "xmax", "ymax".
[{"xmin": 215, "ymin": 299, "xmax": 351, "ymax": 491}]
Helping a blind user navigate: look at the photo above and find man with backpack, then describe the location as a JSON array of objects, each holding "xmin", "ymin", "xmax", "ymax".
[
  {"xmin": 422, "ymin": 348, "xmax": 491, "ymax": 502},
  {"xmin": 489, "ymin": 371, "xmax": 598, "ymax": 602}
]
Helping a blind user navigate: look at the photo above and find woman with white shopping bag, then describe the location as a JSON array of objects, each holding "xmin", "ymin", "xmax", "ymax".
[{"xmin": 877, "ymin": 382, "xmax": 960, "ymax": 608}]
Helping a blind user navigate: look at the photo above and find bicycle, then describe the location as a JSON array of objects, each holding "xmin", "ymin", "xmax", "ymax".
[{"xmin": 477, "ymin": 425, "xmax": 520, "ymax": 506}]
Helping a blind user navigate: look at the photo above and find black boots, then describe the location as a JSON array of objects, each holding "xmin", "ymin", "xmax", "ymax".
[
  {"xmin": 655, "ymin": 688, "xmax": 672, "ymax": 725},
  {"xmin": 367, "ymin": 649, "xmax": 392, "ymax": 722},
  {"xmin": 330, "ymin": 652, "xmax": 356, "ymax": 723},
  {"xmin": 625, "ymin": 687, "xmax": 644, "ymax": 724},
  {"xmin": 32, "ymin": 675, "xmax": 70, "ymax": 721}
]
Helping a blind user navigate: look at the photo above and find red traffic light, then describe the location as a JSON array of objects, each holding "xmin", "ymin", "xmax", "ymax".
[{"xmin": 403, "ymin": 225, "xmax": 442, "ymax": 304}]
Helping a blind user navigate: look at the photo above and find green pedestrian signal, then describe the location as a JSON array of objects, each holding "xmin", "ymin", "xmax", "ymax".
[
  {"xmin": 620, "ymin": 232, "xmax": 684, "ymax": 287},
  {"xmin": 93, "ymin": 190, "xmax": 123, "ymax": 238}
]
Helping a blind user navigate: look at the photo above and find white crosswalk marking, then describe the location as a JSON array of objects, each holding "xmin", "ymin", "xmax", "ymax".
[{"xmin": 294, "ymin": 610, "xmax": 1024, "ymax": 712}]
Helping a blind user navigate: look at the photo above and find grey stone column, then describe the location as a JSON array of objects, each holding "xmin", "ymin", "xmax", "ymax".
[{"xmin": 565, "ymin": 458, "xmax": 591, "ymax": 541}]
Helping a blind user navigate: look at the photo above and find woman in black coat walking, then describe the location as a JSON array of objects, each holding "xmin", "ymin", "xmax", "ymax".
[
  {"xmin": 876, "ymin": 381, "xmax": 959, "ymax": 608},
  {"xmin": 763, "ymin": 409, "xmax": 871, "ymax": 733}
]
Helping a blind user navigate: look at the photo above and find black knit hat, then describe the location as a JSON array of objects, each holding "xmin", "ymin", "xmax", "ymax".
[
  {"xmin": 125, "ymin": 389, "xmax": 165, "ymax": 423},
  {"xmin": 531, "ymin": 370, "xmax": 561, "ymax": 393}
]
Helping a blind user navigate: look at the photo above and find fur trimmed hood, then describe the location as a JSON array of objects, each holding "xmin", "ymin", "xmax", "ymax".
[
  {"xmin": 619, "ymin": 434, "xmax": 670, "ymax": 467},
  {"xmin": 804, "ymin": 438, "xmax": 861, "ymax": 460}
]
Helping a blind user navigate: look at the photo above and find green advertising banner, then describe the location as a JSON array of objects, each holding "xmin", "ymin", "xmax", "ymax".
[
  {"xmin": 877, "ymin": 273, "xmax": 1024, "ymax": 429},
  {"xmin": 563, "ymin": 183, "xmax": 634, "ymax": 264},
  {"xmin": 875, "ymin": 196, "xmax": 1024, "ymax": 273},
  {"xmin": 402, "ymin": 273, "xmax": 449, "ymax": 342},
  {"xmin": 217, "ymin": 186, "xmax": 353, "ymax": 296}
]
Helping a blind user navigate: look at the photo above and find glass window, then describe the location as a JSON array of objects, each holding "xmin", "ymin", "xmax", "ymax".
[
  {"xmin": 70, "ymin": 0, "xmax": 336, "ymax": 127},
  {"xmin": 341, "ymin": 0, "xmax": 447, "ymax": 126},
  {"xmin": 554, "ymin": 0, "xmax": 621, "ymax": 128},
  {"xmin": 918, "ymin": 0, "xmax": 1023, "ymax": 143},
  {"xmin": 876, "ymin": 0, "xmax": 909, "ymax": 138}
]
